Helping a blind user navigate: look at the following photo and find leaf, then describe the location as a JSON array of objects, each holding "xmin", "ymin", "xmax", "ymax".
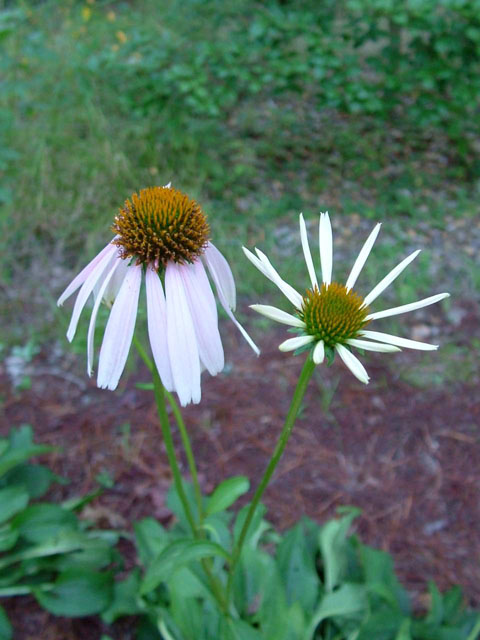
[
  {"xmin": 276, "ymin": 522, "xmax": 319, "ymax": 613},
  {"xmin": 0, "ymin": 426, "xmax": 53, "ymax": 478},
  {"xmin": 134, "ymin": 517, "xmax": 169, "ymax": 566},
  {"xmin": 0, "ymin": 606, "xmax": 12, "ymax": 640},
  {"xmin": 0, "ymin": 523, "xmax": 18, "ymax": 552},
  {"xmin": 223, "ymin": 618, "xmax": 264, "ymax": 640},
  {"xmin": 0, "ymin": 464, "xmax": 65, "ymax": 499},
  {"xmin": 425, "ymin": 580, "xmax": 444, "ymax": 626},
  {"xmin": 359, "ymin": 543, "xmax": 410, "ymax": 613},
  {"xmin": 233, "ymin": 502, "xmax": 268, "ymax": 550},
  {"xmin": 33, "ymin": 569, "xmax": 113, "ymax": 617},
  {"xmin": 395, "ymin": 618, "xmax": 412, "ymax": 640},
  {"xmin": 102, "ymin": 569, "xmax": 142, "ymax": 624},
  {"xmin": 205, "ymin": 476, "xmax": 250, "ymax": 517},
  {"xmin": 0, "ymin": 485, "xmax": 29, "ymax": 524},
  {"xmin": 306, "ymin": 583, "xmax": 367, "ymax": 640},
  {"xmin": 166, "ymin": 481, "xmax": 200, "ymax": 532},
  {"xmin": 318, "ymin": 507, "xmax": 361, "ymax": 591},
  {"xmin": 140, "ymin": 539, "xmax": 229, "ymax": 595},
  {"xmin": 11, "ymin": 503, "xmax": 78, "ymax": 543},
  {"xmin": 0, "ymin": 530, "xmax": 89, "ymax": 571}
]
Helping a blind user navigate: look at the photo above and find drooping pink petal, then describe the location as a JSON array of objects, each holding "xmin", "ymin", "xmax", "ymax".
[
  {"xmin": 178, "ymin": 260, "xmax": 224, "ymax": 376},
  {"xmin": 87, "ymin": 257, "xmax": 124, "ymax": 376},
  {"xmin": 58, "ymin": 242, "xmax": 118, "ymax": 306},
  {"xmin": 202, "ymin": 242, "xmax": 236, "ymax": 310},
  {"xmin": 204, "ymin": 244, "xmax": 260, "ymax": 355},
  {"xmin": 97, "ymin": 265, "xmax": 142, "ymax": 390},
  {"xmin": 66, "ymin": 249, "xmax": 117, "ymax": 343},
  {"xmin": 165, "ymin": 262, "xmax": 201, "ymax": 406},
  {"xmin": 146, "ymin": 267, "xmax": 174, "ymax": 392},
  {"xmin": 95, "ymin": 257, "xmax": 130, "ymax": 308}
]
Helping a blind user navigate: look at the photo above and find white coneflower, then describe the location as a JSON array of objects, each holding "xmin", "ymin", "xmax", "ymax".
[
  {"xmin": 244, "ymin": 213, "xmax": 449, "ymax": 384},
  {"xmin": 58, "ymin": 184, "xmax": 258, "ymax": 405}
]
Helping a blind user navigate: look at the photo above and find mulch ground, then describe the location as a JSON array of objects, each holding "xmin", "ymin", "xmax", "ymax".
[{"xmin": 1, "ymin": 301, "xmax": 479, "ymax": 639}]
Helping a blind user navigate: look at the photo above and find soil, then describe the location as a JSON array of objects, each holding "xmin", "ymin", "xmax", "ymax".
[{"xmin": 1, "ymin": 300, "xmax": 479, "ymax": 640}]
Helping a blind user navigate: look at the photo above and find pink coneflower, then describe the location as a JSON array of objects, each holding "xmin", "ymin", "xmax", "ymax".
[
  {"xmin": 58, "ymin": 185, "xmax": 258, "ymax": 405},
  {"xmin": 244, "ymin": 213, "xmax": 449, "ymax": 384}
]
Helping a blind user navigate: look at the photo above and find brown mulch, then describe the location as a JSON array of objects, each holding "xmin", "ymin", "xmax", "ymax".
[{"xmin": 1, "ymin": 303, "xmax": 480, "ymax": 639}]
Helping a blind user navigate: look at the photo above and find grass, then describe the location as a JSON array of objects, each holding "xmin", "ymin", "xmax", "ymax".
[{"xmin": 1, "ymin": 0, "xmax": 478, "ymax": 359}]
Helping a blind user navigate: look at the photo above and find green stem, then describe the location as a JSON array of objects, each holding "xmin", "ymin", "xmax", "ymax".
[
  {"xmin": 226, "ymin": 356, "xmax": 316, "ymax": 602},
  {"xmin": 133, "ymin": 336, "xmax": 228, "ymax": 614},
  {"xmin": 151, "ymin": 366, "xmax": 197, "ymax": 534},
  {"xmin": 164, "ymin": 388, "xmax": 203, "ymax": 520},
  {"xmin": 133, "ymin": 335, "xmax": 203, "ymax": 518}
]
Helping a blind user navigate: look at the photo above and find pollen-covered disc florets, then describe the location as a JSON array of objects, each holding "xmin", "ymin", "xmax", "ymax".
[
  {"xmin": 112, "ymin": 186, "xmax": 210, "ymax": 266},
  {"xmin": 300, "ymin": 282, "xmax": 369, "ymax": 347}
]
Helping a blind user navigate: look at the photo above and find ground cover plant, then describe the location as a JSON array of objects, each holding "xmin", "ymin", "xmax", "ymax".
[{"xmin": 1, "ymin": 0, "xmax": 479, "ymax": 638}]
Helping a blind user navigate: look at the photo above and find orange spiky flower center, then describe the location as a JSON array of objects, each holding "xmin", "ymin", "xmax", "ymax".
[
  {"xmin": 299, "ymin": 282, "xmax": 370, "ymax": 347},
  {"xmin": 112, "ymin": 186, "xmax": 210, "ymax": 266}
]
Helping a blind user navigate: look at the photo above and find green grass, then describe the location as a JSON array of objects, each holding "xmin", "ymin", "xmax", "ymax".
[{"xmin": 1, "ymin": 0, "xmax": 478, "ymax": 355}]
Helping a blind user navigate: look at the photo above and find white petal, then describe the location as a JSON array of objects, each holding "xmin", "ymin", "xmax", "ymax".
[
  {"xmin": 278, "ymin": 335, "xmax": 314, "ymax": 352},
  {"xmin": 313, "ymin": 340, "xmax": 325, "ymax": 364},
  {"xmin": 57, "ymin": 242, "xmax": 117, "ymax": 306},
  {"xmin": 87, "ymin": 258, "xmax": 124, "ymax": 376},
  {"xmin": 365, "ymin": 293, "xmax": 450, "ymax": 321},
  {"xmin": 205, "ymin": 246, "xmax": 260, "ymax": 355},
  {"xmin": 165, "ymin": 262, "xmax": 201, "ymax": 406},
  {"xmin": 363, "ymin": 250, "xmax": 421, "ymax": 307},
  {"xmin": 178, "ymin": 260, "xmax": 224, "ymax": 376},
  {"xmin": 164, "ymin": 181, "xmax": 172, "ymax": 188},
  {"xmin": 299, "ymin": 214, "xmax": 318, "ymax": 289},
  {"xmin": 203, "ymin": 242, "xmax": 236, "ymax": 310},
  {"xmin": 346, "ymin": 338, "xmax": 400, "ymax": 353},
  {"xmin": 250, "ymin": 304, "xmax": 305, "ymax": 328},
  {"xmin": 146, "ymin": 267, "xmax": 174, "ymax": 392},
  {"xmin": 336, "ymin": 344, "xmax": 370, "ymax": 384},
  {"xmin": 243, "ymin": 246, "xmax": 303, "ymax": 309},
  {"xmin": 359, "ymin": 330, "xmax": 438, "ymax": 351},
  {"xmin": 66, "ymin": 249, "xmax": 117, "ymax": 343},
  {"xmin": 97, "ymin": 265, "xmax": 142, "ymax": 390},
  {"xmin": 345, "ymin": 223, "xmax": 381, "ymax": 291},
  {"xmin": 99, "ymin": 258, "xmax": 130, "ymax": 308},
  {"xmin": 319, "ymin": 212, "xmax": 333, "ymax": 285},
  {"xmin": 255, "ymin": 248, "xmax": 304, "ymax": 309}
]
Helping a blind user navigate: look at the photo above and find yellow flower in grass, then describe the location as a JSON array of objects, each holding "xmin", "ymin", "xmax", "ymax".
[{"xmin": 244, "ymin": 213, "xmax": 449, "ymax": 384}]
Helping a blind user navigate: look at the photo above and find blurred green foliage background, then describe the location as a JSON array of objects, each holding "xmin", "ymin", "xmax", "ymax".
[{"xmin": 1, "ymin": 0, "xmax": 479, "ymax": 345}]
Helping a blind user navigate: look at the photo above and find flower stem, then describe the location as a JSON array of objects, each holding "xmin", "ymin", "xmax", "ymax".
[
  {"xmin": 133, "ymin": 335, "xmax": 203, "ymax": 518},
  {"xmin": 226, "ymin": 356, "xmax": 316, "ymax": 602},
  {"xmin": 164, "ymin": 388, "xmax": 203, "ymax": 520},
  {"xmin": 151, "ymin": 366, "xmax": 197, "ymax": 534}
]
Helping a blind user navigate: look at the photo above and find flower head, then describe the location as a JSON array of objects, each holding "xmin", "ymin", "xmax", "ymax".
[
  {"xmin": 244, "ymin": 213, "xmax": 449, "ymax": 384},
  {"xmin": 58, "ymin": 184, "xmax": 258, "ymax": 405}
]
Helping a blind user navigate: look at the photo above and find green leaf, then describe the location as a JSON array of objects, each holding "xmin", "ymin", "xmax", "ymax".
[
  {"xmin": 0, "ymin": 485, "xmax": 29, "ymax": 524},
  {"xmin": 33, "ymin": 569, "xmax": 113, "ymax": 617},
  {"xmin": 166, "ymin": 481, "xmax": 200, "ymax": 532},
  {"xmin": 223, "ymin": 618, "xmax": 264, "ymax": 640},
  {"xmin": 0, "ymin": 530, "xmax": 89, "ymax": 571},
  {"xmin": 359, "ymin": 543, "xmax": 410, "ymax": 613},
  {"xmin": 134, "ymin": 517, "xmax": 169, "ymax": 566},
  {"xmin": 140, "ymin": 539, "xmax": 229, "ymax": 595},
  {"xmin": 0, "ymin": 464, "xmax": 65, "ymax": 499},
  {"xmin": 206, "ymin": 476, "xmax": 250, "ymax": 517},
  {"xmin": 306, "ymin": 583, "xmax": 367, "ymax": 640},
  {"xmin": 11, "ymin": 503, "xmax": 78, "ymax": 543},
  {"xmin": 233, "ymin": 503, "xmax": 268, "ymax": 550},
  {"xmin": 276, "ymin": 522, "xmax": 319, "ymax": 613},
  {"xmin": 318, "ymin": 507, "xmax": 361, "ymax": 591},
  {"xmin": 395, "ymin": 618, "xmax": 412, "ymax": 640},
  {"xmin": 425, "ymin": 580, "xmax": 444, "ymax": 626},
  {"xmin": 102, "ymin": 569, "xmax": 142, "ymax": 624},
  {"xmin": 0, "ymin": 426, "xmax": 53, "ymax": 478},
  {"xmin": 0, "ymin": 523, "xmax": 18, "ymax": 552},
  {"xmin": 0, "ymin": 606, "xmax": 12, "ymax": 640}
]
